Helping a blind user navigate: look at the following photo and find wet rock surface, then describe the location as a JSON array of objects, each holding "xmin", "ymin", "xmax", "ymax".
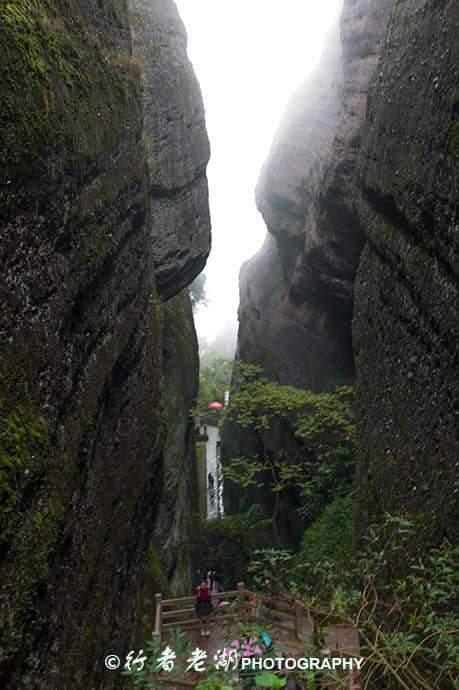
[
  {"xmin": 223, "ymin": 0, "xmax": 392, "ymax": 543},
  {"xmin": 155, "ymin": 290, "xmax": 200, "ymax": 596},
  {"xmin": 0, "ymin": 1, "xmax": 209, "ymax": 686},
  {"xmin": 354, "ymin": 0, "xmax": 459, "ymax": 548},
  {"xmin": 251, "ymin": 0, "xmax": 391, "ymax": 392}
]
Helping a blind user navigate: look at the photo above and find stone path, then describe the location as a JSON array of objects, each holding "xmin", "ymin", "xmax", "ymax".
[{"xmin": 160, "ymin": 617, "xmax": 359, "ymax": 689}]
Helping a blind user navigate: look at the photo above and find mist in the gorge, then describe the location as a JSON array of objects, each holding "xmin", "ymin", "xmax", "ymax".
[
  {"xmin": 1, "ymin": 1, "xmax": 457, "ymax": 687},
  {"xmin": 175, "ymin": 0, "xmax": 342, "ymax": 341}
]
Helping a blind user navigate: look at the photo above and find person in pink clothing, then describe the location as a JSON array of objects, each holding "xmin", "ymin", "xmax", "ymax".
[{"xmin": 195, "ymin": 580, "xmax": 213, "ymax": 636}]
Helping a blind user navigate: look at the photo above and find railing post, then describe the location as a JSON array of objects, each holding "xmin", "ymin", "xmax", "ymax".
[
  {"xmin": 237, "ymin": 582, "xmax": 245, "ymax": 618},
  {"xmin": 154, "ymin": 592, "xmax": 162, "ymax": 638}
]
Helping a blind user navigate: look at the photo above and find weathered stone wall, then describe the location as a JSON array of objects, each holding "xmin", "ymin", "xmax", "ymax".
[
  {"xmin": 130, "ymin": 0, "xmax": 211, "ymax": 298},
  {"xmin": 251, "ymin": 0, "xmax": 392, "ymax": 392},
  {"xmin": 0, "ymin": 0, "xmax": 209, "ymax": 686},
  {"xmin": 128, "ymin": 0, "xmax": 209, "ymax": 597}
]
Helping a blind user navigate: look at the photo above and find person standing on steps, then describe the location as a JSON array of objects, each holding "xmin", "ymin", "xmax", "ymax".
[
  {"xmin": 211, "ymin": 570, "xmax": 221, "ymax": 594},
  {"xmin": 195, "ymin": 579, "xmax": 213, "ymax": 637},
  {"xmin": 208, "ymin": 472, "xmax": 215, "ymax": 509}
]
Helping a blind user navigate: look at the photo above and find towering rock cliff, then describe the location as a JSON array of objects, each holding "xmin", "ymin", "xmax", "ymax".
[
  {"xmin": 0, "ymin": 1, "xmax": 209, "ymax": 687},
  {"xmin": 244, "ymin": 0, "xmax": 392, "ymax": 391},
  {"xmin": 354, "ymin": 0, "xmax": 458, "ymax": 548},
  {"xmin": 227, "ymin": 0, "xmax": 458, "ymax": 551},
  {"xmin": 129, "ymin": 0, "xmax": 210, "ymax": 593},
  {"xmin": 222, "ymin": 0, "xmax": 392, "ymax": 543}
]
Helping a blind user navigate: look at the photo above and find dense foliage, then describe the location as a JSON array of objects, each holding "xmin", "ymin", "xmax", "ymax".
[
  {"xmin": 297, "ymin": 493, "xmax": 355, "ymax": 587},
  {"xmin": 189, "ymin": 361, "xmax": 459, "ymax": 688},
  {"xmin": 189, "ymin": 507, "xmax": 270, "ymax": 588},
  {"xmin": 123, "ymin": 621, "xmax": 289, "ymax": 689},
  {"xmin": 196, "ymin": 357, "xmax": 233, "ymax": 413},
  {"xmin": 125, "ymin": 516, "xmax": 458, "ymax": 689},
  {"xmin": 249, "ymin": 516, "xmax": 459, "ymax": 689},
  {"xmin": 222, "ymin": 361, "xmax": 356, "ymax": 532}
]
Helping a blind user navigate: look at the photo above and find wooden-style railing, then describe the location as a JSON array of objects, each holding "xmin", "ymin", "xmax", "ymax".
[
  {"xmin": 155, "ymin": 588, "xmax": 240, "ymax": 635},
  {"xmin": 243, "ymin": 588, "xmax": 310, "ymax": 637},
  {"xmin": 152, "ymin": 583, "xmax": 359, "ymax": 689},
  {"xmin": 153, "ymin": 582, "xmax": 311, "ymax": 638}
]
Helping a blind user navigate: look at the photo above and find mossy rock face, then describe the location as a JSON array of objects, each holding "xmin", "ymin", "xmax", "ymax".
[
  {"xmin": 354, "ymin": 0, "xmax": 458, "ymax": 553},
  {"xmin": 0, "ymin": 1, "xmax": 165, "ymax": 687},
  {"xmin": 135, "ymin": 290, "xmax": 200, "ymax": 647},
  {"xmin": 0, "ymin": 350, "xmax": 66, "ymax": 676},
  {"xmin": 153, "ymin": 291, "xmax": 200, "ymax": 597},
  {"xmin": 135, "ymin": 543, "xmax": 171, "ymax": 647},
  {"xmin": 1, "ymin": 0, "xmax": 211, "ymax": 684},
  {"xmin": 298, "ymin": 493, "xmax": 356, "ymax": 583},
  {"xmin": 0, "ymin": 0, "xmax": 142, "ymax": 188}
]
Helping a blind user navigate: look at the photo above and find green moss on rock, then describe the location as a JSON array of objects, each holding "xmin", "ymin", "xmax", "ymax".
[
  {"xmin": 0, "ymin": 403, "xmax": 48, "ymax": 544},
  {"xmin": 444, "ymin": 118, "xmax": 459, "ymax": 156},
  {"xmin": 299, "ymin": 493, "xmax": 356, "ymax": 578},
  {"xmin": 135, "ymin": 544, "xmax": 171, "ymax": 647},
  {"xmin": 0, "ymin": 0, "xmax": 142, "ymax": 182},
  {"xmin": 146, "ymin": 544, "xmax": 171, "ymax": 597},
  {"xmin": 1, "ymin": 0, "xmax": 79, "ymax": 165},
  {"xmin": 0, "ymin": 352, "xmax": 68, "ymax": 671}
]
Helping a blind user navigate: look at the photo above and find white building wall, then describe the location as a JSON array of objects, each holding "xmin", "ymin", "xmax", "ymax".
[{"xmin": 206, "ymin": 425, "xmax": 224, "ymax": 519}]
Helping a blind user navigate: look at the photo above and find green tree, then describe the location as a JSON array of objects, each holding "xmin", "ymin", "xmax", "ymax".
[
  {"xmin": 222, "ymin": 361, "xmax": 357, "ymax": 539},
  {"xmin": 189, "ymin": 273, "xmax": 208, "ymax": 310},
  {"xmin": 248, "ymin": 516, "xmax": 459, "ymax": 689},
  {"xmin": 196, "ymin": 357, "xmax": 233, "ymax": 413}
]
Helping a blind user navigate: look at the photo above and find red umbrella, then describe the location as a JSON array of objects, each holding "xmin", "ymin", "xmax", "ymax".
[{"xmin": 207, "ymin": 401, "xmax": 223, "ymax": 409}]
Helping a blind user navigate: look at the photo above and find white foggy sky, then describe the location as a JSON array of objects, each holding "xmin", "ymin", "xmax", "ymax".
[{"xmin": 174, "ymin": 0, "xmax": 342, "ymax": 341}]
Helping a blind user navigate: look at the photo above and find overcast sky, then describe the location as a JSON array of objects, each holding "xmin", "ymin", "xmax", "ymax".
[{"xmin": 174, "ymin": 0, "xmax": 342, "ymax": 341}]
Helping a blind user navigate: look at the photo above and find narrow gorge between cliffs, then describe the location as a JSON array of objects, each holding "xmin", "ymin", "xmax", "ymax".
[{"xmin": 0, "ymin": 1, "xmax": 457, "ymax": 689}]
